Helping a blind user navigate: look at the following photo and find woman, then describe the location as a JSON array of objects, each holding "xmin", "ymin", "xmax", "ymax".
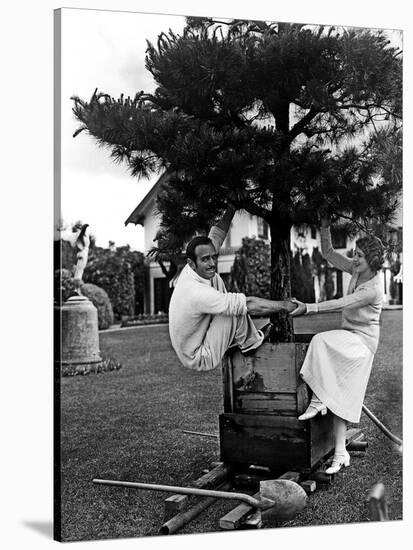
[{"xmin": 290, "ymin": 216, "xmax": 385, "ymax": 474}]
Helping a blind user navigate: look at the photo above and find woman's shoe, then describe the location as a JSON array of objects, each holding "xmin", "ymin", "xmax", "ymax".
[
  {"xmin": 298, "ymin": 401, "xmax": 327, "ymax": 421},
  {"xmin": 325, "ymin": 451, "xmax": 350, "ymax": 475}
]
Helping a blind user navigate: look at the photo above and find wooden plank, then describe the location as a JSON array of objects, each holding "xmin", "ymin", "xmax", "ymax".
[
  {"xmin": 164, "ymin": 463, "xmax": 232, "ymax": 520},
  {"xmin": 278, "ymin": 471, "xmax": 301, "ymax": 483},
  {"xmin": 162, "ymin": 481, "xmax": 232, "ymax": 534},
  {"xmin": 234, "ymin": 391, "xmax": 296, "ymax": 414},
  {"xmin": 209, "ymin": 461, "xmax": 224, "ymax": 469},
  {"xmin": 242, "ymin": 510, "xmax": 263, "ymax": 529},
  {"xmin": 300, "ymin": 480, "xmax": 316, "ymax": 494},
  {"xmin": 312, "ymin": 470, "xmax": 334, "ymax": 484},
  {"xmin": 192, "ymin": 463, "xmax": 233, "ymax": 489},
  {"xmin": 164, "ymin": 494, "xmax": 188, "ymax": 519},
  {"xmin": 219, "ymin": 491, "xmax": 261, "ymax": 530}
]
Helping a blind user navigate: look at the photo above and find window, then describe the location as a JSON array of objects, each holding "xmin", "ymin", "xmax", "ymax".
[
  {"xmin": 331, "ymin": 228, "xmax": 347, "ymax": 249},
  {"xmin": 310, "ymin": 225, "xmax": 317, "ymax": 239},
  {"xmin": 154, "ymin": 277, "xmax": 170, "ymax": 313},
  {"xmin": 335, "ymin": 270, "xmax": 343, "ymax": 298},
  {"xmin": 257, "ymin": 218, "xmax": 269, "ymax": 239}
]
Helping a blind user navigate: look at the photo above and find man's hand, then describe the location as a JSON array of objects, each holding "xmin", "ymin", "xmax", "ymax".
[
  {"xmin": 282, "ymin": 300, "xmax": 299, "ymax": 313},
  {"xmin": 289, "ymin": 299, "xmax": 306, "ymax": 317}
]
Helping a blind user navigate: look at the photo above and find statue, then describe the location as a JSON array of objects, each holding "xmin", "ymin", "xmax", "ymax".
[
  {"xmin": 71, "ymin": 224, "xmax": 90, "ymax": 294},
  {"xmin": 60, "ymin": 223, "xmax": 102, "ymax": 373}
]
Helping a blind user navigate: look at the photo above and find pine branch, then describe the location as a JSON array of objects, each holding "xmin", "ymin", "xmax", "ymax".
[
  {"xmin": 288, "ymin": 107, "xmax": 320, "ymax": 143},
  {"xmin": 336, "ymin": 213, "xmax": 371, "ymax": 233}
]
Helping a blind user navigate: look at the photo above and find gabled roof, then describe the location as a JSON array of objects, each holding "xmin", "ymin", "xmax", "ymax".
[{"xmin": 124, "ymin": 171, "xmax": 169, "ymax": 226}]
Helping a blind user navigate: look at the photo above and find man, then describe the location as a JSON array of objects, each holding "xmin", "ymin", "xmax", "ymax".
[{"xmin": 169, "ymin": 206, "xmax": 296, "ymax": 372}]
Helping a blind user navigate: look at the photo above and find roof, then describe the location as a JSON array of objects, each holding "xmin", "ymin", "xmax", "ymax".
[{"xmin": 124, "ymin": 171, "xmax": 169, "ymax": 226}]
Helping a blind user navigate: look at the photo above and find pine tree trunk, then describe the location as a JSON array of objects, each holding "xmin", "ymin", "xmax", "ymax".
[{"xmin": 269, "ymin": 221, "xmax": 294, "ymax": 343}]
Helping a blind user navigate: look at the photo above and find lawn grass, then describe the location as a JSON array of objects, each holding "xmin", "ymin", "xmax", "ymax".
[{"xmin": 59, "ymin": 310, "xmax": 402, "ymax": 541}]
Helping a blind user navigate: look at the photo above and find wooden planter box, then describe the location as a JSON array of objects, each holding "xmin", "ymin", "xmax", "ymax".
[{"xmin": 219, "ymin": 313, "xmax": 341, "ymax": 472}]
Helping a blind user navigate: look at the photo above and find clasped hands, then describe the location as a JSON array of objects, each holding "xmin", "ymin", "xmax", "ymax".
[{"xmin": 284, "ymin": 298, "xmax": 306, "ymax": 317}]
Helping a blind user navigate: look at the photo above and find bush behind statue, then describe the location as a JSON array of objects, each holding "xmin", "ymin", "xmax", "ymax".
[
  {"xmin": 55, "ymin": 269, "xmax": 114, "ymax": 330},
  {"xmin": 80, "ymin": 283, "xmax": 114, "ymax": 330}
]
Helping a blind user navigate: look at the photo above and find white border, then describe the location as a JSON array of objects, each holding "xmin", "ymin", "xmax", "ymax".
[{"xmin": 2, "ymin": 1, "xmax": 410, "ymax": 549}]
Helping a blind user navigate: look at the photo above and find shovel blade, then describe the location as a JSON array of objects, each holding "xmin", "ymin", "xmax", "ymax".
[{"xmin": 259, "ymin": 479, "xmax": 307, "ymax": 521}]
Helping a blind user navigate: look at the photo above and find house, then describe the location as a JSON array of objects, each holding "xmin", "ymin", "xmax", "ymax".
[{"xmin": 125, "ymin": 173, "xmax": 402, "ymax": 314}]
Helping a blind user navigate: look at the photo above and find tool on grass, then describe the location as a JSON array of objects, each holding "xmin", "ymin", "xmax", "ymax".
[
  {"xmin": 362, "ymin": 404, "xmax": 402, "ymax": 451},
  {"xmin": 93, "ymin": 477, "xmax": 307, "ymax": 521},
  {"xmin": 182, "ymin": 430, "xmax": 218, "ymax": 439}
]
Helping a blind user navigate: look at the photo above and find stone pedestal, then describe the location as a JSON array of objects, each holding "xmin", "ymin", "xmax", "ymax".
[{"xmin": 61, "ymin": 295, "xmax": 102, "ymax": 374}]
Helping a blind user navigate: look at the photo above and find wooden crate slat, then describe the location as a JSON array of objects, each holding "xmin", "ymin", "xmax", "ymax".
[{"xmin": 234, "ymin": 391, "xmax": 296, "ymax": 414}]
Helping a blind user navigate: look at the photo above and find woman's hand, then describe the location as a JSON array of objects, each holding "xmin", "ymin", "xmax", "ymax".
[{"xmin": 289, "ymin": 299, "xmax": 306, "ymax": 317}]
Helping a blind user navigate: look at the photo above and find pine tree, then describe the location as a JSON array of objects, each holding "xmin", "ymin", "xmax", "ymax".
[{"xmin": 72, "ymin": 18, "xmax": 402, "ymax": 342}]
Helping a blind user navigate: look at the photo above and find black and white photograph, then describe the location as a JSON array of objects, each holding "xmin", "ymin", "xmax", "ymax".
[
  {"xmin": 4, "ymin": 1, "xmax": 410, "ymax": 548},
  {"xmin": 53, "ymin": 5, "xmax": 404, "ymax": 542}
]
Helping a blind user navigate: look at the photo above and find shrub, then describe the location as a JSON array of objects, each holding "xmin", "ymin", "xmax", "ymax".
[
  {"xmin": 229, "ymin": 237, "xmax": 271, "ymax": 298},
  {"xmin": 80, "ymin": 282, "xmax": 114, "ymax": 330},
  {"xmin": 55, "ymin": 268, "xmax": 78, "ymax": 304},
  {"xmin": 84, "ymin": 245, "xmax": 145, "ymax": 320}
]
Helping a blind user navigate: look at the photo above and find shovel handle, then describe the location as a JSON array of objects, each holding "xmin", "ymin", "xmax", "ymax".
[{"xmin": 93, "ymin": 478, "xmax": 272, "ymax": 509}]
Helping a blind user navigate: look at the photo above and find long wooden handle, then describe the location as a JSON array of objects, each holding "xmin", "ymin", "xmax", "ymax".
[
  {"xmin": 93, "ymin": 478, "xmax": 271, "ymax": 509},
  {"xmin": 362, "ymin": 404, "xmax": 402, "ymax": 446}
]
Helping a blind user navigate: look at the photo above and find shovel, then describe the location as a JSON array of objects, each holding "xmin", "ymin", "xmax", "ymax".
[{"xmin": 93, "ymin": 477, "xmax": 307, "ymax": 521}]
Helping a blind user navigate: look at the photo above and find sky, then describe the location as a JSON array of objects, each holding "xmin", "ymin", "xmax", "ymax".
[{"xmin": 60, "ymin": 9, "xmax": 189, "ymax": 250}]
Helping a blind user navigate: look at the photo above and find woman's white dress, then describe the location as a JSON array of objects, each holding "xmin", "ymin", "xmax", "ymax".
[{"xmin": 300, "ymin": 228, "xmax": 383, "ymax": 423}]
